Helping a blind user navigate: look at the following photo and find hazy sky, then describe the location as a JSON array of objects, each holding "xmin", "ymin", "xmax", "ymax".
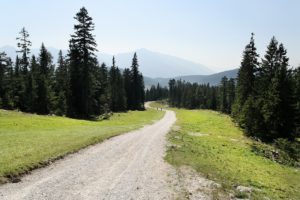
[{"xmin": 1, "ymin": 0, "xmax": 299, "ymax": 71}]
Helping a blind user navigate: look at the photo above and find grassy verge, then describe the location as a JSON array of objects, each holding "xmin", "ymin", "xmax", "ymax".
[
  {"xmin": 165, "ymin": 108, "xmax": 300, "ymax": 199},
  {"xmin": 0, "ymin": 108, "xmax": 164, "ymax": 183}
]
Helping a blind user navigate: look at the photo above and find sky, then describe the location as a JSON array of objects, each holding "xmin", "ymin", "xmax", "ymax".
[{"xmin": 1, "ymin": 0, "xmax": 299, "ymax": 72}]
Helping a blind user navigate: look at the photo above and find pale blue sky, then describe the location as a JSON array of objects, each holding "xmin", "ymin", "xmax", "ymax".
[{"xmin": 1, "ymin": 0, "xmax": 299, "ymax": 71}]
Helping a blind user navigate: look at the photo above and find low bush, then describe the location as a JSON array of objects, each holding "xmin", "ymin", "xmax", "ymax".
[{"xmin": 251, "ymin": 138, "xmax": 300, "ymax": 167}]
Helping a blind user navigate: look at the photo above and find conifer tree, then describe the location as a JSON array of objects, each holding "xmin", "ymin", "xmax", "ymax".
[
  {"xmin": 294, "ymin": 66, "xmax": 300, "ymax": 137},
  {"xmin": 16, "ymin": 27, "xmax": 32, "ymax": 111},
  {"xmin": 128, "ymin": 53, "xmax": 144, "ymax": 110},
  {"xmin": 12, "ymin": 56, "xmax": 22, "ymax": 109},
  {"xmin": 67, "ymin": 7, "xmax": 98, "ymax": 118},
  {"xmin": 233, "ymin": 33, "xmax": 259, "ymax": 124},
  {"xmin": 259, "ymin": 40, "xmax": 295, "ymax": 140},
  {"xmin": 35, "ymin": 44, "xmax": 53, "ymax": 114},
  {"xmin": 109, "ymin": 57, "xmax": 126, "ymax": 112},
  {"xmin": 219, "ymin": 76, "xmax": 228, "ymax": 113},
  {"xmin": 54, "ymin": 50, "xmax": 68, "ymax": 115},
  {"xmin": 27, "ymin": 55, "xmax": 38, "ymax": 112},
  {"xmin": 0, "ymin": 52, "xmax": 14, "ymax": 109},
  {"xmin": 226, "ymin": 78, "xmax": 235, "ymax": 114},
  {"xmin": 98, "ymin": 63, "xmax": 110, "ymax": 114},
  {"xmin": 123, "ymin": 68, "xmax": 132, "ymax": 108}
]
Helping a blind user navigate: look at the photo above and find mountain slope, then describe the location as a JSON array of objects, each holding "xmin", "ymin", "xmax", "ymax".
[
  {"xmin": 144, "ymin": 68, "xmax": 238, "ymax": 88},
  {"xmin": 112, "ymin": 48, "xmax": 214, "ymax": 77}
]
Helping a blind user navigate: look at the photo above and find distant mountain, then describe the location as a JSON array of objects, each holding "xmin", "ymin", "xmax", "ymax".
[
  {"xmin": 0, "ymin": 46, "xmax": 214, "ymax": 78},
  {"xmin": 144, "ymin": 68, "xmax": 239, "ymax": 88},
  {"xmin": 112, "ymin": 48, "xmax": 214, "ymax": 77}
]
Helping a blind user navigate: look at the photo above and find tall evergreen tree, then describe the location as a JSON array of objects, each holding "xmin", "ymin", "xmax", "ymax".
[
  {"xmin": 67, "ymin": 7, "xmax": 98, "ymax": 118},
  {"xmin": 233, "ymin": 33, "xmax": 259, "ymax": 124},
  {"xmin": 54, "ymin": 50, "xmax": 68, "ymax": 115},
  {"xmin": 128, "ymin": 53, "xmax": 144, "ymax": 110},
  {"xmin": 16, "ymin": 27, "xmax": 31, "ymax": 74},
  {"xmin": 123, "ymin": 68, "xmax": 132, "ymax": 108},
  {"xmin": 12, "ymin": 56, "xmax": 22, "ymax": 109},
  {"xmin": 294, "ymin": 66, "xmax": 300, "ymax": 137},
  {"xmin": 98, "ymin": 63, "xmax": 110, "ymax": 114},
  {"xmin": 16, "ymin": 27, "xmax": 32, "ymax": 111},
  {"xmin": 27, "ymin": 55, "xmax": 39, "ymax": 112},
  {"xmin": 254, "ymin": 37, "xmax": 295, "ymax": 140},
  {"xmin": 219, "ymin": 76, "xmax": 228, "ymax": 113},
  {"xmin": 35, "ymin": 44, "xmax": 53, "ymax": 114},
  {"xmin": 0, "ymin": 52, "xmax": 14, "ymax": 109},
  {"xmin": 109, "ymin": 57, "xmax": 126, "ymax": 112},
  {"xmin": 226, "ymin": 78, "xmax": 236, "ymax": 114}
]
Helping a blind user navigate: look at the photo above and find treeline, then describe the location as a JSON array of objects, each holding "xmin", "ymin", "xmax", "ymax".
[
  {"xmin": 145, "ymin": 78, "xmax": 235, "ymax": 113},
  {"xmin": 0, "ymin": 7, "xmax": 144, "ymax": 119},
  {"xmin": 145, "ymin": 84, "xmax": 168, "ymax": 101},
  {"xmin": 233, "ymin": 34, "xmax": 300, "ymax": 141},
  {"xmin": 168, "ymin": 77, "xmax": 235, "ymax": 112}
]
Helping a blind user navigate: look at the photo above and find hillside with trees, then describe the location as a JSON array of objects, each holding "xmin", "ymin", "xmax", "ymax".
[{"xmin": 146, "ymin": 34, "xmax": 300, "ymax": 166}]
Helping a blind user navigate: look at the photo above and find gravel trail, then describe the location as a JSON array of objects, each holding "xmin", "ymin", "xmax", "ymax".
[{"xmin": 0, "ymin": 108, "xmax": 179, "ymax": 200}]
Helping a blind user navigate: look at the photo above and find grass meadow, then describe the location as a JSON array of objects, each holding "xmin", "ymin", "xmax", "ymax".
[
  {"xmin": 165, "ymin": 108, "xmax": 300, "ymax": 199},
  {"xmin": 0, "ymin": 108, "xmax": 164, "ymax": 183}
]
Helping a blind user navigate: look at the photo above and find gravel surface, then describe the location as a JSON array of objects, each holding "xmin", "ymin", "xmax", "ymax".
[{"xmin": 0, "ymin": 109, "xmax": 179, "ymax": 200}]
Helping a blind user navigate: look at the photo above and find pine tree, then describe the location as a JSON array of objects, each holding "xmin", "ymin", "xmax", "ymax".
[
  {"xmin": 67, "ymin": 7, "xmax": 98, "ymax": 118},
  {"xmin": 16, "ymin": 27, "xmax": 31, "ymax": 74},
  {"xmin": 54, "ymin": 50, "xmax": 68, "ymax": 115},
  {"xmin": 28, "ymin": 55, "xmax": 39, "ymax": 112},
  {"xmin": 219, "ymin": 76, "xmax": 228, "ymax": 113},
  {"xmin": 128, "ymin": 53, "xmax": 144, "ymax": 110},
  {"xmin": 258, "ymin": 38, "xmax": 295, "ymax": 140},
  {"xmin": 294, "ymin": 67, "xmax": 300, "ymax": 137},
  {"xmin": 35, "ymin": 43, "xmax": 53, "ymax": 114},
  {"xmin": 123, "ymin": 68, "xmax": 132, "ymax": 107},
  {"xmin": 226, "ymin": 78, "xmax": 235, "ymax": 114},
  {"xmin": 12, "ymin": 56, "xmax": 22, "ymax": 109},
  {"xmin": 0, "ymin": 52, "xmax": 14, "ymax": 109},
  {"xmin": 233, "ymin": 33, "xmax": 259, "ymax": 124},
  {"xmin": 98, "ymin": 63, "xmax": 110, "ymax": 114},
  {"xmin": 16, "ymin": 27, "xmax": 32, "ymax": 111},
  {"xmin": 109, "ymin": 57, "xmax": 126, "ymax": 112}
]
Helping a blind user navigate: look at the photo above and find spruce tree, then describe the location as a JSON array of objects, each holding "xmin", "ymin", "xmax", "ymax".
[
  {"xmin": 226, "ymin": 78, "xmax": 235, "ymax": 114},
  {"xmin": 233, "ymin": 33, "xmax": 259, "ymax": 124},
  {"xmin": 0, "ymin": 52, "xmax": 14, "ymax": 109},
  {"xmin": 67, "ymin": 7, "xmax": 98, "ymax": 118},
  {"xmin": 16, "ymin": 27, "xmax": 32, "ymax": 111},
  {"xmin": 98, "ymin": 63, "xmax": 110, "ymax": 114},
  {"xmin": 109, "ymin": 57, "xmax": 126, "ymax": 112},
  {"xmin": 128, "ymin": 53, "xmax": 144, "ymax": 110},
  {"xmin": 28, "ymin": 55, "xmax": 39, "ymax": 112},
  {"xmin": 54, "ymin": 50, "xmax": 68, "ymax": 115},
  {"xmin": 123, "ymin": 68, "xmax": 132, "ymax": 108},
  {"xmin": 35, "ymin": 44, "xmax": 53, "ymax": 114},
  {"xmin": 12, "ymin": 56, "xmax": 22, "ymax": 109},
  {"xmin": 219, "ymin": 76, "xmax": 228, "ymax": 113},
  {"xmin": 258, "ymin": 38, "xmax": 295, "ymax": 140},
  {"xmin": 294, "ymin": 67, "xmax": 300, "ymax": 137}
]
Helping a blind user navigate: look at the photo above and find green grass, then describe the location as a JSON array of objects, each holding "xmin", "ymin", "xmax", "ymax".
[
  {"xmin": 165, "ymin": 108, "xmax": 300, "ymax": 200},
  {"xmin": 0, "ymin": 108, "xmax": 164, "ymax": 183}
]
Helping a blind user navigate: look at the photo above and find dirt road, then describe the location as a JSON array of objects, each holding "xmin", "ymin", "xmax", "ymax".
[{"xmin": 0, "ymin": 108, "xmax": 178, "ymax": 200}]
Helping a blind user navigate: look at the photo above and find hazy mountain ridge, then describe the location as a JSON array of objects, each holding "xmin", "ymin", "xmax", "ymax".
[
  {"xmin": 144, "ymin": 68, "xmax": 238, "ymax": 88},
  {"xmin": 0, "ymin": 46, "xmax": 213, "ymax": 78}
]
